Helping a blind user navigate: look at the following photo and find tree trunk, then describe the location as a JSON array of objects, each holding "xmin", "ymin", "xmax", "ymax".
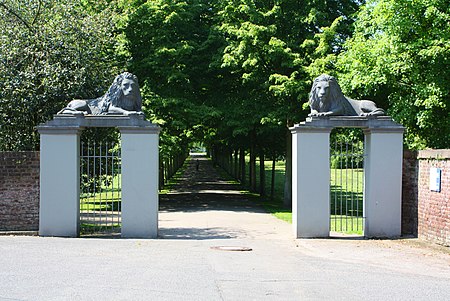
[
  {"xmin": 283, "ymin": 129, "xmax": 292, "ymax": 208},
  {"xmin": 211, "ymin": 146, "xmax": 216, "ymax": 167},
  {"xmin": 169, "ymin": 156, "xmax": 174, "ymax": 178},
  {"xmin": 159, "ymin": 159, "xmax": 164, "ymax": 190},
  {"xmin": 259, "ymin": 150, "xmax": 265, "ymax": 196},
  {"xmin": 229, "ymin": 149, "xmax": 233, "ymax": 175},
  {"xmin": 239, "ymin": 148, "xmax": 245, "ymax": 184},
  {"xmin": 164, "ymin": 159, "xmax": 169, "ymax": 183},
  {"xmin": 250, "ymin": 143, "xmax": 257, "ymax": 192},
  {"xmin": 234, "ymin": 149, "xmax": 239, "ymax": 179},
  {"xmin": 271, "ymin": 157, "xmax": 276, "ymax": 200},
  {"xmin": 249, "ymin": 148, "xmax": 253, "ymax": 189}
]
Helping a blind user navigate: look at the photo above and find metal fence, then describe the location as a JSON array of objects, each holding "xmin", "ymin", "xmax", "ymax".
[
  {"xmin": 330, "ymin": 129, "xmax": 365, "ymax": 235},
  {"xmin": 80, "ymin": 141, "xmax": 121, "ymax": 235}
]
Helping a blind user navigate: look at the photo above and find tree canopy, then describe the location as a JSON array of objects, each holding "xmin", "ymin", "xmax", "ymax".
[
  {"xmin": 1, "ymin": 0, "xmax": 449, "ymax": 154},
  {"xmin": 336, "ymin": 0, "xmax": 450, "ymax": 149},
  {"xmin": 0, "ymin": 0, "xmax": 125, "ymax": 150}
]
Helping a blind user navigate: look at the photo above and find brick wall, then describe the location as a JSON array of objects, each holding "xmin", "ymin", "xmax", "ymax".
[
  {"xmin": 0, "ymin": 152, "xmax": 40, "ymax": 231},
  {"xmin": 416, "ymin": 150, "xmax": 449, "ymax": 246}
]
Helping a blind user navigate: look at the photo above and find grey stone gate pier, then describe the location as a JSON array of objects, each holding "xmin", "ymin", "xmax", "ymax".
[
  {"xmin": 37, "ymin": 115, "xmax": 160, "ymax": 238},
  {"xmin": 290, "ymin": 116, "xmax": 404, "ymax": 238}
]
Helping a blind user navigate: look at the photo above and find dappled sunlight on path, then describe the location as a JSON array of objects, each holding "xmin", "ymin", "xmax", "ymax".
[
  {"xmin": 158, "ymin": 154, "xmax": 288, "ymax": 240},
  {"xmin": 159, "ymin": 154, "xmax": 263, "ymax": 213}
]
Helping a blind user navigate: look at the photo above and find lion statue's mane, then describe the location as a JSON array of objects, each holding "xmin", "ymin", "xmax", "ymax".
[
  {"xmin": 58, "ymin": 72, "xmax": 143, "ymax": 115},
  {"xmin": 308, "ymin": 74, "xmax": 385, "ymax": 117}
]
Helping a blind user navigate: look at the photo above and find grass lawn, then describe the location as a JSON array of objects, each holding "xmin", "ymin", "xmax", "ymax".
[
  {"xmin": 330, "ymin": 215, "xmax": 364, "ymax": 235},
  {"xmin": 159, "ymin": 162, "xmax": 188, "ymax": 194},
  {"xmin": 80, "ymin": 175, "xmax": 122, "ymax": 233},
  {"xmin": 240, "ymin": 156, "xmax": 364, "ymax": 235},
  {"xmin": 80, "ymin": 174, "xmax": 122, "ymax": 211}
]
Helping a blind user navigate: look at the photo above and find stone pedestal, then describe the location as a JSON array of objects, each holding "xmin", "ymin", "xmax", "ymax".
[
  {"xmin": 38, "ymin": 115, "xmax": 160, "ymax": 238},
  {"xmin": 38, "ymin": 127, "xmax": 81, "ymax": 237},
  {"xmin": 291, "ymin": 127, "xmax": 331, "ymax": 238},
  {"xmin": 290, "ymin": 116, "xmax": 404, "ymax": 239},
  {"xmin": 120, "ymin": 127, "xmax": 159, "ymax": 238}
]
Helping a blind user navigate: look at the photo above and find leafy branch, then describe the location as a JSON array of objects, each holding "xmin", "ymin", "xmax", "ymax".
[{"xmin": 0, "ymin": 1, "xmax": 36, "ymax": 32}]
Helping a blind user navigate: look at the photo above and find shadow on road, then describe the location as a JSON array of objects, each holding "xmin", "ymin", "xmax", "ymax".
[
  {"xmin": 159, "ymin": 155, "xmax": 262, "ymax": 214},
  {"xmin": 158, "ymin": 226, "xmax": 245, "ymax": 240},
  {"xmin": 159, "ymin": 154, "xmax": 265, "ymax": 240}
]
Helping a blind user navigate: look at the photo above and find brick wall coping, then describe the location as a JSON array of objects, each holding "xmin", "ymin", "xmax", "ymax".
[{"xmin": 417, "ymin": 149, "xmax": 450, "ymax": 160}]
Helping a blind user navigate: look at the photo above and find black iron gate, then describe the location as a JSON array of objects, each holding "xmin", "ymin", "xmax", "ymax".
[
  {"xmin": 80, "ymin": 138, "xmax": 122, "ymax": 235},
  {"xmin": 330, "ymin": 128, "xmax": 365, "ymax": 235}
]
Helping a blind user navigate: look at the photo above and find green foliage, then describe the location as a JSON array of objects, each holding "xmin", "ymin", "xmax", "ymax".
[
  {"xmin": 121, "ymin": 0, "xmax": 361, "ymax": 160},
  {"xmin": 124, "ymin": 0, "xmax": 224, "ymax": 159},
  {"xmin": 330, "ymin": 128, "xmax": 364, "ymax": 169},
  {"xmin": 125, "ymin": 0, "xmax": 219, "ymax": 99},
  {"xmin": 80, "ymin": 128, "xmax": 121, "ymax": 194},
  {"xmin": 0, "ymin": 0, "xmax": 126, "ymax": 150},
  {"xmin": 337, "ymin": 0, "xmax": 450, "ymax": 149},
  {"xmin": 210, "ymin": 0, "xmax": 361, "ymax": 166},
  {"xmin": 3, "ymin": 0, "xmax": 447, "ymax": 155}
]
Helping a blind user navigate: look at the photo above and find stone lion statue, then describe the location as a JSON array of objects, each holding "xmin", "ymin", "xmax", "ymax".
[
  {"xmin": 308, "ymin": 74, "xmax": 385, "ymax": 117},
  {"xmin": 58, "ymin": 72, "xmax": 143, "ymax": 116}
]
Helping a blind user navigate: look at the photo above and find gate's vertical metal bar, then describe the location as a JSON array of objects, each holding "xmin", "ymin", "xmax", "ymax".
[
  {"xmin": 111, "ymin": 142, "xmax": 115, "ymax": 228},
  {"xmin": 357, "ymin": 144, "xmax": 361, "ymax": 233},
  {"xmin": 118, "ymin": 143, "xmax": 122, "ymax": 227},
  {"xmin": 334, "ymin": 140, "xmax": 337, "ymax": 232},
  {"xmin": 360, "ymin": 139, "xmax": 364, "ymax": 234},
  {"xmin": 350, "ymin": 142, "xmax": 354, "ymax": 231},
  {"xmin": 356, "ymin": 144, "xmax": 360, "ymax": 232},
  {"xmin": 93, "ymin": 142, "xmax": 96, "ymax": 225},
  {"xmin": 113, "ymin": 143, "xmax": 117, "ymax": 228},
  {"xmin": 110, "ymin": 143, "xmax": 113, "ymax": 229},
  {"xmin": 345, "ymin": 142, "xmax": 349, "ymax": 230},
  {"xmin": 105, "ymin": 142, "xmax": 108, "ymax": 229},
  {"xmin": 339, "ymin": 141, "xmax": 343, "ymax": 232},
  {"xmin": 81, "ymin": 142, "xmax": 84, "ymax": 228},
  {"xmin": 104, "ymin": 142, "xmax": 108, "ymax": 229},
  {"xmin": 115, "ymin": 143, "xmax": 118, "ymax": 228},
  {"xmin": 109, "ymin": 142, "xmax": 113, "ymax": 229},
  {"xmin": 87, "ymin": 142, "xmax": 91, "ymax": 225},
  {"xmin": 100, "ymin": 142, "xmax": 104, "ymax": 229},
  {"xmin": 106, "ymin": 142, "xmax": 110, "ymax": 229}
]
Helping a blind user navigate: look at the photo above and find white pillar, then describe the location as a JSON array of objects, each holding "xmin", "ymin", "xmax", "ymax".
[
  {"xmin": 120, "ymin": 127, "xmax": 159, "ymax": 238},
  {"xmin": 39, "ymin": 128, "xmax": 81, "ymax": 237},
  {"xmin": 364, "ymin": 128, "xmax": 404, "ymax": 237},
  {"xmin": 291, "ymin": 126, "xmax": 331, "ymax": 238}
]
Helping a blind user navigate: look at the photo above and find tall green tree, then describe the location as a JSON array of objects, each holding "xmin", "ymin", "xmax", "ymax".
[
  {"xmin": 215, "ymin": 0, "xmax": 360, "ymax": 205},
  {"xmin": 337, "ymin": 0, "xmax": 450, "ymax": 149},
  {"xmin": 123, "ymin": 0, "xmax": 240, "ymax": 179},
  {"xmin": 0, "ymin": 0, "xmax": 125, "ymax": 150}
]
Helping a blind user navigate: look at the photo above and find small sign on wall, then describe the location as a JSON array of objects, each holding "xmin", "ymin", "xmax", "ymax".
[{"xmin": 429, "ymin": 167, "xmax": 441, "ymax": 192}]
